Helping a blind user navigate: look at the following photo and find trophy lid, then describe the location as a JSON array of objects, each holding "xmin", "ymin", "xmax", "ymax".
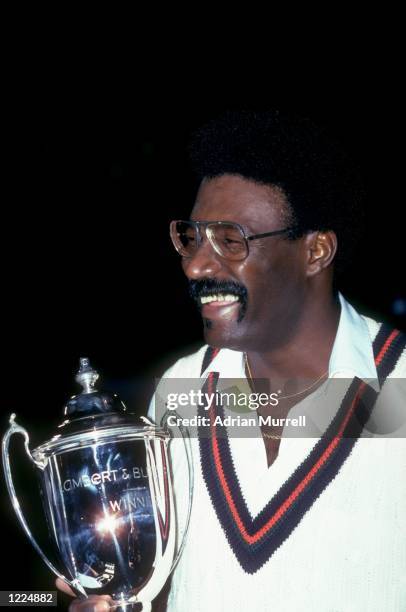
[
  {"xmin": 32, "ymin": 357, "xmax": 167, "ymax": 459},
  {"xmin": 63, "ymin": 357, "xmax": 127, "ymax": 422}
]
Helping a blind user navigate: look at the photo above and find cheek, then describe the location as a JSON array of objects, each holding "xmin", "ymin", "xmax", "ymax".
[{"xmin": 244, "ymin": 250, "xmax": 305, "ymax": 309}]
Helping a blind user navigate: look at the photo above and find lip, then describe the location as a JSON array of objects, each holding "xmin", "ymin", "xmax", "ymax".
[{"xmin": 201, "ymin": 300, "xmax": 240, "ymax": 321}]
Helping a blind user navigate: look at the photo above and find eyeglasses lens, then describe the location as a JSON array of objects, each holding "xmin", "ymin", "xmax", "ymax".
[{"xmin": 171, "ymin": 221, "xmax": 248, "ymax": 260}]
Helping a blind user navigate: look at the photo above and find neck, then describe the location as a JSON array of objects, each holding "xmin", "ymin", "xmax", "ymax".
[{"xmin": 246, "ymin": 291, "xmax": 340, "ymax": 381}]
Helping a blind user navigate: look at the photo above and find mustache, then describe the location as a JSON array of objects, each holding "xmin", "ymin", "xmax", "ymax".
[{"xmin": 188, "ymin": 279, "xmax": 248, "ymax": 321}]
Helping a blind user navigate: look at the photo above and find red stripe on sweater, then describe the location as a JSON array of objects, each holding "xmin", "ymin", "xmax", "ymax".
[{"xmin": 375, "ymin": 330, "xmax": 399, "ymax": 366}]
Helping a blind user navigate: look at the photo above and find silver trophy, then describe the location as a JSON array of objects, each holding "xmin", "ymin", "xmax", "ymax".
[{"xmin": 2, "ymin": 358, "xmax": 193, "ymax": 610}]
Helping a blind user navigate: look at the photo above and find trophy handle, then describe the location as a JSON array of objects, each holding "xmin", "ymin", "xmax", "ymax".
[
  {"xmin": 2, "ymin": 414, "xmax": 87, "ymax": 597},
  {"xmin": 160, "ymin": 410, "xmax": 194, "ymax": 574}
]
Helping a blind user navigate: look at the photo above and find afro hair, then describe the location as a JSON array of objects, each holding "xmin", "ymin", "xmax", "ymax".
[{"xmin": 188, "ymin": 110, "xmax": 365, "ymax": 275}]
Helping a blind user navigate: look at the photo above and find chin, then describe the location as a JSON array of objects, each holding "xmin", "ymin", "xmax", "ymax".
[{"xmin": 202, "ymin": 319, "xmax": 246, "ymax": 351}]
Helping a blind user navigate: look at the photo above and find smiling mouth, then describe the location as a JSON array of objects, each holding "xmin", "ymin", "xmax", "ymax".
[
  {"xmin": 189, "ymin": 279, "xmax": 248, "ymax": 323},
  {"xmin": 200, "ymin": 292, "xmax": 241, "ymax": 320}
]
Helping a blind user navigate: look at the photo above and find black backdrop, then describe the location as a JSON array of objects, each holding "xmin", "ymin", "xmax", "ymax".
[{"xmin": 2, "ymin": 105, "xmax": 405, "ymax": 606}]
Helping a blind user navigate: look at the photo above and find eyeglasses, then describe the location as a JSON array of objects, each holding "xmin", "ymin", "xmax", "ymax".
[{"xmin": 170, "ymin": 220, "xmax": 296, "ymax": 262}]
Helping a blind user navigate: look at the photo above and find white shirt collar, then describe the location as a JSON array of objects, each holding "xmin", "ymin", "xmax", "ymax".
[
  {"xmin": 329, "ymin": 293, "xmax": 378, "ymax": 385},
  {"xmin": 201, "ymin": 292, "xmax": 379, "ymax": 388}
]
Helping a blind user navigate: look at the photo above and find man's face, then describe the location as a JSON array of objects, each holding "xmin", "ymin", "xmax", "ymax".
[{"xmin": 182, "ymin": 174, "xmax": 310, "ymax": 352}]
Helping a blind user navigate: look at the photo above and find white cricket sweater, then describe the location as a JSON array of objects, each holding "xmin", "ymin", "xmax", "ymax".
[{"xmin": 148, "ymin": 295, "xmax": 406, "ymax": 612}]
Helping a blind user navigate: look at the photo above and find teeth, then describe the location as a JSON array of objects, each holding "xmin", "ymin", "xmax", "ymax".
[{"xmin": 200, "ymin": 294, "xmax": 239, "ymax": 304}]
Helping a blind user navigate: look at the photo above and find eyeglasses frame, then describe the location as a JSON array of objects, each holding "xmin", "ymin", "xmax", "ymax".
[{"xmin": 170, "ymin": 219, "xmax": 297, "ymax": 261}]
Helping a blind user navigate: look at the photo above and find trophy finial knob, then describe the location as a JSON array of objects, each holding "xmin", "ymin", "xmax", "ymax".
[
  {"xmin": 64, "ymin": 357, "xmax": 126, "ymax": 419},
  {"xmin": 75, "ymin": 357, "xmax": 99, "ymax": 394}
]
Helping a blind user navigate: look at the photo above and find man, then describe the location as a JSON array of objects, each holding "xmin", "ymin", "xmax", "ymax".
[{"xmin": 60, "ymin": 111, "xmax": 406, "ymax": 610}]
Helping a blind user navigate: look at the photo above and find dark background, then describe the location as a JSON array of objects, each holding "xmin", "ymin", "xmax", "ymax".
[{"xmin": 1, "ymin": 104, "xmax": 405, "ymax": 606}]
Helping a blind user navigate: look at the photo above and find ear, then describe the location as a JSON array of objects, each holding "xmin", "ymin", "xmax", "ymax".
[{"xmin": 305, "ymin": 231, "xmax": 337, "ymax": 277}]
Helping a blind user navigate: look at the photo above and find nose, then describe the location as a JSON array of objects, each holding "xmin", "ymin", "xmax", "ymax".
[{"xmin": 182, "ymin": 239, "xmax": 223, "ymax": 280}]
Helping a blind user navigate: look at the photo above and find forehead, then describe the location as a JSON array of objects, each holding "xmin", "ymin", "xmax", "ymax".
[{"xmin": 191, "ymin": 174, "xmax": 288, "ymax": 230}]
